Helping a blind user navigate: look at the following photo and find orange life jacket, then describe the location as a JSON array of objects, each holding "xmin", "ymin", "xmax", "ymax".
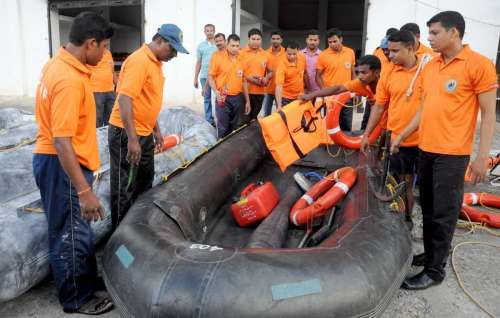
[{"xmin": 259, "ymin": 100, "xmax": 322, "ymax": 171}]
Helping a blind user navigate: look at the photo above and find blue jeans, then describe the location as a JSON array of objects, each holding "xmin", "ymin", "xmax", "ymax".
[
  {"xmin": 33, "ymin": 154, "xmax": 98, "ymax": 311},
  {"xmin": 216, "ymin": 93, "xmax": 243, "ymax": 138},
  {"xmin": 200, "ymin": 78, "xmax": 214, "ymax": 125},
  {"xmin": 263, "ymin": 94, "xmax": 277, "ymax": 116},
  {"xmin": 93, "ymin": 91, "xmax": 115, "ymax": 127}
]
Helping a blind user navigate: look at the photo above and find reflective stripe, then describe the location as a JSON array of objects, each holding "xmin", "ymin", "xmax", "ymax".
[
  {"xmin": 327, "ymin": 126, "xmax": 341, "ymax": 135},
  {"xmin": 334, "ymin": 182, "xmax": 349, "ymax": 194},
  {"xmin": 302, "ymin": 194, "xmax": 314, "ymax": 205},
  {"xmin": 173, "ymin": 134, "xmax": 181, "ymax": 145},
  {"xmin": 292, "ymin": 211, "xmax": 300, "ymax": 226},
  {"xmin": 471, "ymin": 193, "xmax": 479, "ymax": 205}
]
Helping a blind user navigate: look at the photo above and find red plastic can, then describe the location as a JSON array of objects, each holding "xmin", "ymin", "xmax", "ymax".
[{"xmin": 231, "ymin": 182, "xmax": 280, "ymax": 227}]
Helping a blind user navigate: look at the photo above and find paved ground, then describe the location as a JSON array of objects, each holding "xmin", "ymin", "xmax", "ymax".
[{"xmin": 1, "ymin": 96, "xmax": 499, "ymax": 317}]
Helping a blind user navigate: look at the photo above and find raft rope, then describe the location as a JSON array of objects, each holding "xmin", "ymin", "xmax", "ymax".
[
  {"xmin": 0, "ymin": 137, "xmax": 36, "ymax": 152},
  {"xmin": 452, "ymin": 210, "xmax": 500, "ymax": 318}
]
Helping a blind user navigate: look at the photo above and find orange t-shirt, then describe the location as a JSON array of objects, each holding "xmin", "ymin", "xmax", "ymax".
[
  {"xmin": 416, "ymin": 42, "xmax": 436, "ymax": 60},
  {"xmin": 316, "ymin": 46, "xmax": 355, "ymax": 87},
  {"xmin": 419, "ymin": 45, "xmax": 498, "ymax": 155},
  {"xmin": 266, "ymin": 46, "xmax": 286, "ymax": 94},
  {"xmin": 208, "ymin": 50, "xmax": 246, "ymax": 96},
  {"xmin": 275, "ymin": 53, "xmax": 306, "ymax": 99},
  {"xmin": 344, "ymin": 78, "xmax": 376, "ymax": 101},
  {"xmin": 109, "ymin": 44, "xmax": 165, "ymax": 136},
  {"xmin": 88, "ymin": 49, "xmax": 114, "ymax": 92},
  {"xmin": 34, "ymin": 48, "xmax": 99, "ymax": 171},
  {"xmin": 376, "ymin": 62, "xmax": 424, "ymax": 147},
  {"xmin": 373, "ymin": 47, "xmax": 391, "ymax": 71},
  {"xmin": 240, "ymin": 47, "xmax": 269, "ymax": 95}
]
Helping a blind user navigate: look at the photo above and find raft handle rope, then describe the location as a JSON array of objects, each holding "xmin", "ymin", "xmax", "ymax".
[{"xmin": 452, "ymin": 210, "xmax": 500, "ymax": 318}]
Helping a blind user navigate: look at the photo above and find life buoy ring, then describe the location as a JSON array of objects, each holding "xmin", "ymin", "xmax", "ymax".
[
  {"xmin": 464, "ymin": 156, "xmax": 500, "ymax": 181},
  {"xmin": 325, "ymin": 92, "xmax": 383, "ymax": 150},
  {"xmin": 461, "ymin": 192, "xmax": 500, "ymax": 228},
  {"xmin": 290, "ymin": 167, "xmax": 357, "ymax": 226},
  {"xmin": 159, "ymin": 134, "xmax": 182, "ymax": 153}
]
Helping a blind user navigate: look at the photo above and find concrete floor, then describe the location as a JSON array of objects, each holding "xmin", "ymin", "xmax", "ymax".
[{"xmin": 1, "ymin": 97, "xmax": 499, "ymax": 317}]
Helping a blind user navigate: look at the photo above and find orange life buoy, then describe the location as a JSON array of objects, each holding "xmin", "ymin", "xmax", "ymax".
[
  {"xmin": 325, "ymin": 92, "xmax": 384, "ymax": 150},
  {"xmin": 290, "ymin": 167, "xmax": 357, "ymax": 226},
  {"xmin": 464, "ymin": 156, "xmax": 500, "ymax": 181},
  {"xmin": 461, "ymin": 192, "xmax": 500, "ymax": 228},
  {"xmin": 158, "ymin": 134, "xmax": 181, "ymax": 153}
]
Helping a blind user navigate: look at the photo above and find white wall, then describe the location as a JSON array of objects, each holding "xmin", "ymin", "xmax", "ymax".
[
  {"xmin": 0, "ymin": 0, "xmax": 50, "ymax": 96},
  {"xmin": 366, "ymin": 0, "xmax": 500, "ymax": 62}
]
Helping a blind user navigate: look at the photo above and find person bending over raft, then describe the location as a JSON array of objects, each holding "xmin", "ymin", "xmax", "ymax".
[{"xmin": 299, "ymin": 55, "xmax": 381, "ymax": 130}]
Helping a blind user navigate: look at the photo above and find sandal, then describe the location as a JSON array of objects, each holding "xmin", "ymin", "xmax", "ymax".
[{"xmin": 63, "ymin": 295, "xmax": 114, "ymax": 315}]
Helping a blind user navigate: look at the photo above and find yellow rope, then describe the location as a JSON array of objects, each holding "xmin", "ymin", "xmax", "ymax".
[
  {"xmin": 0, "ymin": 138, "xmax": 35, "ymax": 152},
  {"xmin": 451, "ymin": 241, "xmax": 500, "ymax": 318},
  {"xmin": 335, "ymin": 99, "xmax": 364, "ymax": 109}
]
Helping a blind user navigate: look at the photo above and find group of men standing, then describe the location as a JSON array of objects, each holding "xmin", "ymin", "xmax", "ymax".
[
  {"xmin": 30, "ymin": 8, "xmax": 496, "ymax": 316},
  {"xmin": 194, "ymin": 25, "xmax": 360, "ymax": 138}
]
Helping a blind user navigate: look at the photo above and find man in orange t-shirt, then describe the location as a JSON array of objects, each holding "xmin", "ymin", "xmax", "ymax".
[
  {"xmin": 373, "ymin": 27, "xmax": 398, "ymax": 72},
  {"xmin": 32, "ymin": 12, "xmax": 114, "ymax": 314},
  {"xmin": 393, "ymin": 12, "xmax": 498, "ymax": 290},
  {"xmin": 275, "ymin": 41, "xmax": 309, "ymax": 108},
  {"xmin": 316, "ymin": 28, "xmax": 356, "ymax": 131},
  {"xmin": 263, "ymin": 30, "xmax": 285, "ymax": 116},
  {"xmin": 208, "ymin": 34, "xmax": 251, "ymax": 138},
  {"xmin": 240, "ymin": 28, "xmax": 273, "ymax": 123},
  {"xmin": 400, "ymin": 23, "xmax": 436, "ymax": 59},
  {"xmin": 362, "ymin": 31, "xmax": 425, "ymax": 222},
  {"xmin": 300, "ymin": 54, "xmax": 381, "ymax": 130},
  {"xmin": 88, "ymin": 48, "xmax": 116, "ymax": 127},
  {"xmin": 108, "ymin": 24, "xmax": 188, "ymax": 230}
]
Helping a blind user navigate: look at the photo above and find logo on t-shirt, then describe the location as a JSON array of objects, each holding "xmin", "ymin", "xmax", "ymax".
[
  {"xmin": 237, "ymin": 69, "xmax": 243, "ymax": 77},
  {"xmin": 344, "ymin": 62, "xmax": 352, "ymax": 69},
  {"xmin": 444, "ymin": 78, "xmax": 458, "ymax": 93},
  {"xmin": 261, "ymin": 61, "xmax": 267, "ymax": 69}
]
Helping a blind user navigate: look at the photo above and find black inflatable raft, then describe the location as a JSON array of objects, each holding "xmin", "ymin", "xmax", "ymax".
[{"xmin": 102, "ymin": 122, "xmax": 412, "ymax": 317}]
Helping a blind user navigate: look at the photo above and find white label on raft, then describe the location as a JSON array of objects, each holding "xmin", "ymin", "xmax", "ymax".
[
  {"xmin": 190, "ymin": 244, "xmax": 223, "ymax": 252},
  {"xmin": 334, "ymin": 182, "xmax": 349, "ymax": 194},
  {"xmin": 302, "ymin": 194, "xmax": 314, "ymax": 205},
  {"xmin": 327, "ymin": 126, "xmax": 341, "ymax": 135},
  {"xmin": 471, "ymin": 193, "xmax": 479, "ymax": 205}
]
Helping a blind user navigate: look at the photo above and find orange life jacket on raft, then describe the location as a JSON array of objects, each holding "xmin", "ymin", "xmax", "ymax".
[{"xmin": 259, "ymin": 100, "xmax": 322, "ymax": 171}]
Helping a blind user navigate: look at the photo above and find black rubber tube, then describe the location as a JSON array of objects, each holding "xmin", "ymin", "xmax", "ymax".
[{"xmin": 246, "ymin": 184, "xmax": 302, "ymax": 248}]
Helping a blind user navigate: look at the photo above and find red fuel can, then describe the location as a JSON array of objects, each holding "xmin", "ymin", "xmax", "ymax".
[{"xmin": 231, "ymin": 182, "xmax": 280, "ymax": 227}]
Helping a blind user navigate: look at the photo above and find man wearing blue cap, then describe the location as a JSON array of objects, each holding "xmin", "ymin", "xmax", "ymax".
[
  {"xmin": 108, "ymin": 24, "xmax": 188, "ymax": 230},
  {"xmin": 373, "ymin": 27, "xmax": 397, "ymax": 71}
]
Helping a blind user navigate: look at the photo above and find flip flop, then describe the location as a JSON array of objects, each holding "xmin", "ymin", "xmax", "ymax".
[{"xmin": 63, "ymin": 295, "xmax": 114, "ymax": 315}]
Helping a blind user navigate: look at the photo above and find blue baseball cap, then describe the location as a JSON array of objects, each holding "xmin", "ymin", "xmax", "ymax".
[
  {"xmin": 380, "ymin": 36, "xmax": 389, "ymax": 49},
  {"xmin": 157, "ymin": 24, "xmax": 189, "ymax": 54}
]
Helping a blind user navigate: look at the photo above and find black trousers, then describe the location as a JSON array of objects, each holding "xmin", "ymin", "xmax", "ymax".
[
  {"xmin": 240, "ymin": 94, "xmax": 264, "ymax": 125},
  {"xmin": 418, "ymin": 150, "xmax": 469, "ymax": 280},
  {"xmin": 108, "ymin": 124, "xmax": 155, "ymax": 231},
  {"xmin": 360, "ymin": 100, "xmax": 373, "ymax": 130},
  {"xmin": 339, "ymin": 105, "xmax": 353, "ymax": 132}
]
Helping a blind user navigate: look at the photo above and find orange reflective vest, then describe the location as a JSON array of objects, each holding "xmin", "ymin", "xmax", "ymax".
[{"xmin": 259, "ymin": 100, "xmax": 322, "ymax": 171}]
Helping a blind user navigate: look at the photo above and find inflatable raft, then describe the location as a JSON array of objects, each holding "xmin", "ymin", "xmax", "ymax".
[
  {"xmin": 0, "ymin": 106, "xmax": 217, "ymax": 302},
  {"xmin": 102, "ymin": 122, "xmax": 413, "ymax": 317}
]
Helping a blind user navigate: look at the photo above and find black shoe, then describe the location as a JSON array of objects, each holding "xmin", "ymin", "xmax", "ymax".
[
  {"xmin": 411, "ymin": 253, "xmax": 427, "ymax": 267},
  {"xmin": 63, "ymin": 295, "xmax": 114, "ymax": 315},
  {"xmin": 401, "ymin": 270, "xmax": 442, "ymax": 290}
]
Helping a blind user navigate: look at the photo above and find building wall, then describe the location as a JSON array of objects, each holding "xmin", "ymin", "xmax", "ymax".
[
  {"xmin": 0, "ymin": 0, "xmax": 498, "ymax": 101},
  {"xmin": 366, "ymin": 0, "xmax": 500, "ymax": 62},
  {"xmin": 145, "ymin": 0, "xmax": 233, "ymax": 106}
]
